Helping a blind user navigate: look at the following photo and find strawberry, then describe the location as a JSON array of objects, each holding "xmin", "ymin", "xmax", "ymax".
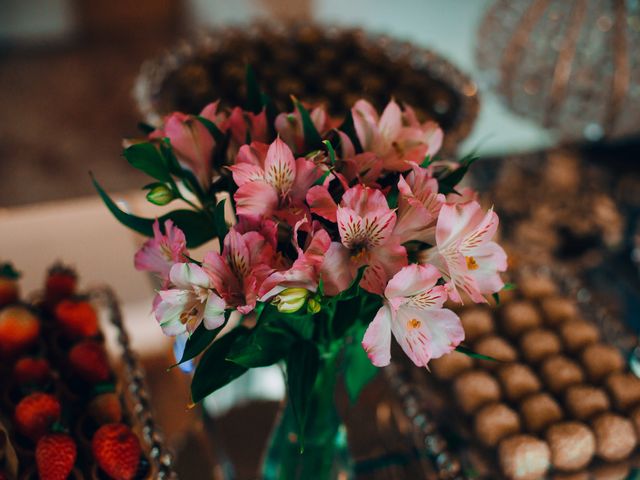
[
  {"xmin": 14, "ymin": 392, "xmax": 61, "ymax": 441},
  {"xmin": 55, "ymin": 299, "xmax": 99, "ymax": 340},
  {"xmin": 13, "ymin": 357, "xmax": 52, "ymax": 386},
  {"xmin": 45, "ymin": 264, "xmax": 77, "ymax": 305},
  {"xmin": 88, "ymin": 392, "xmax": 122, "ymax": 425},
  {"xmin": 0, "ymin": 306, "xmax": 40, "ymax": 358},
  {"xmin": 68, "ymin": 340, "xmax": 111, "ymax": 383},
  {"xmin": 0, "ymin": 263, "xmax": 20, "ymax": 307},
  {"xmin": 92, "ymin": 424, "xmax": 141, "ymax": 480},
  {"xmin": 36, "ymin": 433, "xmax": 77, "ymax": 480}
]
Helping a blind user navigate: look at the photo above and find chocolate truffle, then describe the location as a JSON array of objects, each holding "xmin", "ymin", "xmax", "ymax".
[
  {"xmin": 520, "ymin": 393, "xmax": 563, "ymax": 433},
  {"xmin": 520, "ymin": 329, "xmax": 562, "ymax": 363},
  {"xmin": 564, "ymin": 385, "xmax": 610, "ymax": 421},
  {"xmin": 459, "ymin": 308, "xmax": 494, "ymax": 343},
  {"xmin": 592, "ymin": 462, "xmax": 631, "ymax": 480},
  {"xmin": 474, "ymin": 335, "xmax": 517, "ymax": 369},
  {"xmin": 540, "ymin": 296, "xmax": 578, "ymax": 326},
  {"xmin": 541, "ymin": 355, "xmax": 585, "ymax": 393},
  {"xmin": 559, "ymin": 320, "xmax": 600, "ymax": 353},
  {"xmin": 581, "ymin": 344, "xmax": 625, "ymax": 383},
  {"xmin": 497, "ymin": 363, "xmax": 542, "ymax": 401},
  {"xmin": 453, "ymin": 370, "xmax": 501, "ymax": 414},
  {"xmin": 605, "ymin": 372, "xmax": 640, "ymax": 411},
  {"xmin": 498, "ymin": 434, "xmax": 551, "ymax": 480},
  {"xmin": 501, "ymin": 301, "xmax": 542, "ymax": 337},
  {"xmin": 474, "ymin": 402, "xmax": 521, "ymax": 447},
  {"xmin": 518, "ymin": 274, "xmax": 557, "ymax": 300},
  {"xmin": 546, "ymin": 422, "xmax": 595, "ymax": 471},
  {"xmin": 430, "ymin": 351, "xmax": 474, "ymax": 381},
  {"xmin": 592, "ymin": 413, "xmax": 637, "ymax": 461}
]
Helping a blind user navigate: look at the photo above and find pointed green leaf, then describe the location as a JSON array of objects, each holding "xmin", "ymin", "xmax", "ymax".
[
  {"xmin": 322, "ymin": 140, "xmax": 336, "ymax": 165},
  {"xmin": 191, "ymin": 327, "xmax": 250, "ymax": 403},
  {"xmin": 438, "ymin": 154, "xmax": 479, "ymax": 195},
  {"xmin": 196, "ymin": 116, "xmax": 225, "ymax": 143},
  {"xmin": 294, "ymin": 98, "xmax": 323, "ymax": 151},
  {"xmin": 492, "ymin": 292, "xmax": 500, "ymax": 305},
  {"xmin": 213, "ymin": 199, "xmax": 229, "ymax": 245},
  {"xmin": 227, "ymin": 324, "xmax": 292, "ymax": 368},
  {"xmin": 286, "ymin": 341, "xmax": 319, "ymax": 440},
  {"xmin": 92, "ymin": 176, "xmax": 217, "ymax": 247},
  {"xmin": 456, "ymin": 345, "xmax": 499, "ymax": 362},
  {"xmin": 172, "ymin": 316, "xmax": 228, "ymax": 367},
  {"xmin": 124, "ymin": 143, "xmax": 172, "ymax": 182}
]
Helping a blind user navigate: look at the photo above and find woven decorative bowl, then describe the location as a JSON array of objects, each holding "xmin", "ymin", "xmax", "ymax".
[{"xmin": 134, "ymin": 23, "xmax": 480, "ymax": 154}]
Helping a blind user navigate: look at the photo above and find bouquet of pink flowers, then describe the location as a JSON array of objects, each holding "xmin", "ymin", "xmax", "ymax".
[{"xmin": 96, "ymin": 67, "xmax": 507, "ymax": 478}]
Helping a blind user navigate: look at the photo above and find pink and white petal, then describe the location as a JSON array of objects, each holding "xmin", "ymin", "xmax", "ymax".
[
  {"xmin": 307, "ymin": 186, "xmax": 338, "ymax": 222},
  {"xmin": 378, "ymin": 99, "xmax": 403, "ymax": 144},
  {"xmin": 169, "ymin": 263, "xmax": 210, "ymax": 290},
  {"xmin": 352, "ymin": 101, "xmax": 379, "ymax": 150},
  {"xmin": 234, "ymin": 181, "xmax": 279, "ymax": 218},
  {"xmin": 384, "ymin": 264, "xmax": 441, "ymax": 300},
  {"xmin": 435, "ymin": 201, "xmax": 484, "ymax": 249},
  {"xmin": 341, "ymin": 185, "xmax": 390, "ymax": 218},
  {"xmin": 236, "ymin": 142, "xmax": 268, "ymax": 168},
  {"xmin": 203, "ymin": 293, "xmax": 227, "ymax": 330},
  {"xmin": 134, "ymin": 238, "xmax": 168, "ymax": 276},
  {"xmin": 202, "ymin": 251, "xmax": 236, "ymax": 297},
  {"xmin": 362, "ymin": 305, "xmax": 393, "ymax": 367},
  {"xmin": 337, "ymin": 207, "xmax": 365, "ymax": 249},
  {"xmin": 319, "ymin": 242, "xmax": 353, "ymax": 296},
  {"xmin": 291, "ymin": 157, "xmax": 323, "ymax": 200},
  {"xmin": 460, "ymin": 208, "xmax": 500, "ymax": 254},
  {"xmin": 394, "ymin": 202, "xmax": 434, "ymax": 244},
  {"xmin": 264, "ymin": 137, "xmax": 296, "ymax": 193},
  {"xmin": 229, "ymin": 162, "xmax": 265, "ymax": 187},
  {"xmin": 338, "ymin": 131, "xmax": 355, "ymax": 159},
  {"xmin": 407, "ymin": 284, "xmax": 449, "ymax": 311},
  {"xmin": 362, "ymin": 242, "xmax": 408, "ymax": 295},
  {"xmin": 363, "ymin": 209, "xmax": 397, "ymax": 247}
]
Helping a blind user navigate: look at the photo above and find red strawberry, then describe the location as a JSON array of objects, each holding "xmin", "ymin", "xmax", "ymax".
[
  {"xmin": 68, "ymin": 340, "xmax": 111, "ymax": 383},
  {"xmin": 13, "ymin": 357, "xmax": 52, "ymax": 386},
  {"xmin": 14, "ymin": 393, "xmax": 61, "ymax": 441},
  {"xmin": 88, "ymin": 392, "xmax": 122, "ymax": 425},
  {"xmin": 36, "ymin": 433, "xmax": 77, "ymax": 480},
  {"xmin": 55, "ymin": 299, "xmax": 99, "ymax": 340},
  {"xmin": 45, "ymin": 264, "xmax": 77, "ymax": 305},
  {"xmin": 0, "ymin": 263, "xmax": 20, "ymax": 307},
  {"xmin": 0, "ymin": 306, "xmax": 40, "ymax": 358},
  {"xmin": 92, "ymin": 424, "xmax": 141, "ymax": 480}
]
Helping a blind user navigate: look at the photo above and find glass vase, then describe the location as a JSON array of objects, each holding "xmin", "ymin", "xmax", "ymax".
[{"xmin": 261, "ymin": 351, "xmax": 353, "ymax": 480}]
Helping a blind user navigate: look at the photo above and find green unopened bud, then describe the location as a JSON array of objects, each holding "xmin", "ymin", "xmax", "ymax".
[
  {"xmin": 272, "ymin": 288, "xmax": 310, "ymax": 313},
  {"xmin": 146, "ymin": 184, "xmax": 174, "ymax": 206},
  {"xmin": 307, "ymin": 297, "xmax": 321, "ymax": 314}
]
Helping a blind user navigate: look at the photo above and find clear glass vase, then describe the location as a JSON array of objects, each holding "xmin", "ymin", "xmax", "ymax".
[{"xmin": 261, "ymin": 351, "xmax": 353, "ymax": 480}]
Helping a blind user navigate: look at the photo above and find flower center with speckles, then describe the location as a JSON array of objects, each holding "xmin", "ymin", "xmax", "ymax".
[
  {"xmin": 407, "ymin": 318, "xmax": 421, "ymax": 330},
  {"xmin": 466, "ymin": 256, "xmax": 479, "ymax": 271}
]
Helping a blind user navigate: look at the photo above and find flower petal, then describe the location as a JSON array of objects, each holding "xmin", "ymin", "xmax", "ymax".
[
  {"xmin": 169, "ymin": 263, "xmax": 210, "ymax": 289},
  {"xmin": 307, "ymin": 186, "xmax": 338, "ymax": 222},
  {"xmin": 319, "ymin": 242, "xmax": 353, "ymax": 296},
  {"xmin": 362, "ymin": 304, "xmax": 393, "ymax": 367},
  {"xmin": 203, "ymin": 293, "xmax": 226, "ymax": 330},
  {"xmin": 264, "ymin": 137, "xmax": 296, "ymax": 194},
  {"xmin": 234, "ymin": 181, "xmax": 279, "ymax": 218},
  {"xmin": 384, "ymin": 264, "xmax": 441, "ymax": 300}
]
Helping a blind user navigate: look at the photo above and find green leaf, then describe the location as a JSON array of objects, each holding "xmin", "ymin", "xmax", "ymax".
[
  {"xmin": 191, "ymin": 327, "xmax": 250, "ymax": 403},
  {"xmin": 335, "ymin": 266, "xmax": 367, "ymax": 301},
  {"xmin": 260, "ymin": 303, "xmax": 314, "ymax": 340},
  {"xmin": 492, "ymin": 292, "xmax": 500, "ymax": 305},
  {"xmin": 92, "ymin": 176, "xmax": 217, "ymax": 248},
  {"xmin": 456, "ymin": 345, "xmax": 499, "ymax": 362},
  {"xmin": 196, "ymin": 116, "xmax": 225, "ymax": 143},
  {"xmin": 245, "ymin": 65, "xmax": 263, "ymax": 114},
  {"xmin": 0, "ymin": 262, "xmax": 20, "ymax": 279},
  {"xmin": 172, "ymin": 318, "xmax": 228, "ymax": 368},
  {"xmin": 227, "ymin": 324, "xmax": 292, "ymax": 368},
  {"xmin": 344, "ymin": 329, "xmax": 379, "ymax": 403},
  {"xmin": 213, "ymin": 199, "xmax": 229, "ymax": 246},
  {"xmin": 294, "ymin": 98, "xmax": 323, "ymax": 151},
  {"xmin": 124, "ymin": 143, "xmax": 172, "ymax": 182},
  {"xmin": 420, "ymin": 155, "xmax": 433, "ymax": 168},
  {"xmin": 438, "ymin": 154, "xmax": 479, "ymax": 195},
  {"xmin": 322, "ymin": 140, "xmax": 336, "ymax": 165},
  {"xmin": 502, "ymin": 282, "xmax": 517, "ymax": 291},
  {"xmin": 286, "ymin": 341, "xmax": 319, "ymax": 442},
  {"xmin": 338, "ymin": 110, "xmax": 363, "ymax": 153}
]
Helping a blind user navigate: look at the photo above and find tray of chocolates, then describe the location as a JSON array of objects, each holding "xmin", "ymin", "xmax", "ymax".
[
  {"xmin": 392, "ymin": 265, "xmax": 640, "ymax": 480},
  {"xmin": 0, "ymin": 263, "xmax": 174, "ymax": 480}
]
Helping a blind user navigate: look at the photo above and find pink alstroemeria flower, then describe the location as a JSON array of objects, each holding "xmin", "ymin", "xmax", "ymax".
[
  {"xmin": 319, "ymin": 185, "xmax": 407, "ymax": 296},
  {"xmin": 420, "ymin": 201, "xmax": 507, "ymax": 304},
  {"xmin": 275, "ymin": 104, "xmax": 332, "ymax": 154},
  {"xmin": 227, "ymin": 107, "xmax": 269, "ymax": 146},
  {"xmin": 203, "ymin": 229, "xmax": 274, "ymax": 314},
  {"xmin": 230, "ymin": 138, "xmax": 323, "ymax": 221},
  {"xmin": 362, "ymin": 264, "xmax": 464, "ymax": 367},
  {"xmin": 134, "ymin": 219, "xmax": 188, "ymax": 285},
  {"xmin": 154, "ymin": 263, "xmax": 226, "ymax": 336},
  {"xmin": 393, "ymin": 166, "xmax": 445, "ymax": 244},
  {"xmin": 259, "ymin": 219, "xmax": 331, "ymax": 301},
  {"xmin": 352, "ymin": 99, "xmax": 443, "ymax": 172},
  {"xmin": 150, "ymin": 110, "xmax": 217, "ymax": 188},
  {"xmin": 337, "ymin": 131, "xmax": 383, "ymax": 187}
]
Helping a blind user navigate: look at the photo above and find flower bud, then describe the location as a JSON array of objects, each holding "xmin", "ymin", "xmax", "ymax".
[
  {"xmin": 146, "ymin": 184, "xmax": 174, "ymax": 206},
  {"xmin": 272, "ymin": 288, "xmax": 310, "ymax": 313},
  {"xmin": 307, "ymin": 297, "xmax": 321, "ymax": 314}
]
